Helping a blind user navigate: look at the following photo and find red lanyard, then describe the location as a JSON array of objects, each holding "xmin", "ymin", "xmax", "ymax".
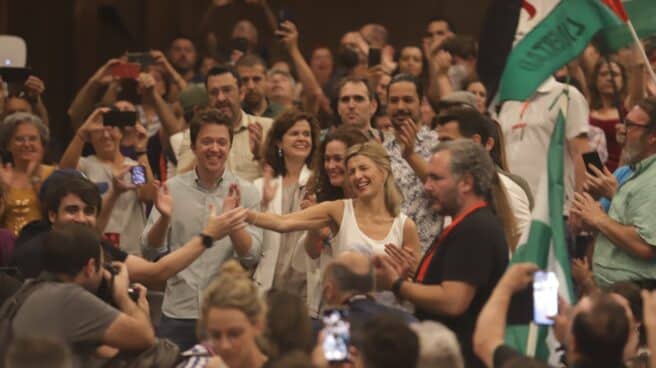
[{"xmin": 415, "ymin": 201, "xmax": 487, "ymax": 283}]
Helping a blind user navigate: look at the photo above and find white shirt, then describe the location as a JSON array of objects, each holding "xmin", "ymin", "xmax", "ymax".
[{"xmin": 498, "ymin": 77, "xmax": 589, "ymax": 213}]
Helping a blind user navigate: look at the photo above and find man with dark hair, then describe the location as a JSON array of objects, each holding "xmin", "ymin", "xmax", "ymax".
[
  {"xmin": 474, "ymin": 263, "xmax": 630, "ymax": 368},
  {"xmin": 336, "ymin": 76, "xmax": 381, "ymax": 141},
  {"xmin": 203, "ymin": 65, "xmax": 273, "ymax": 181},
  {"xmin": 350, "ymin": 315, "xmax": 420, "ymax": 368},
  {"xmin": 376, "ymin": 139, "xmax": 508, "ymax": 368},
  {"xmin": 9, "ymin": 223, "xmax": 155, "ymax": 367},
  {"xmin": 235, "ymin": 54, "xmax": 283, "ymax": 118},
  {"xmin": 384, "ymin": 73, "xmax": 441, "ymax": 254},
  {"xmin": 322, "ymin": 251, "xmax": 416, "ymax": 331},
  {"xmin": 572, "ymin": 97, "xmax": 656, "ymax": 288},
  {"xmin": 432, "ymin": 107, "xmax": 532, "ymax": 240},
  {"xmin": 142, "ymin": 108, "xmax": 261, "ymax": 351},
  {"xmin": 9, "ymin": 169, "xmax": 245, "ymax": 319},
  {"xmin": 168, "ymin": 35, "xmax": 199, "ymax": 83},
  {"xmin": 423, "ymin": 17, "xmax": 454, "ymax": 50}
]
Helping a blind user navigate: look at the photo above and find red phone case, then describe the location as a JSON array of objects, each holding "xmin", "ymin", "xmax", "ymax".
[{"xmin": 110, "ymin": 63, "xmax": 140, "ymax": 79}]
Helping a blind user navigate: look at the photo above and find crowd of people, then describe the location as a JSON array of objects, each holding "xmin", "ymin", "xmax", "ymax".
[{"xmin": 2, "ymin": 1, "xmax": 656, "ymax": 367}]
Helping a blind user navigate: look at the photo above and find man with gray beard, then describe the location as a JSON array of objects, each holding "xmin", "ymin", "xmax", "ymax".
[{"xmin": 571, "ymin": 97, "xmax": 656, "ymax": 288}]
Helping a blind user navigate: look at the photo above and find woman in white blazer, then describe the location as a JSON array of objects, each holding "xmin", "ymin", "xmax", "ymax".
[{"xmin": 252, "ymin": 110, "xmax": 320, "ymax": 296}]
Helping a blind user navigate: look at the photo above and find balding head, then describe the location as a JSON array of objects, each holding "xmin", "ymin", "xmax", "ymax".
[{"xmin": 322, "ymin": 250, "xmax": 375, "ymax": 306}]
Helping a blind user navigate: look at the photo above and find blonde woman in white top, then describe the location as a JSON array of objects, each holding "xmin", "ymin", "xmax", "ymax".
[{"xmin": 244, "ymin": 141, "xmax": 420, "ymax": 275}]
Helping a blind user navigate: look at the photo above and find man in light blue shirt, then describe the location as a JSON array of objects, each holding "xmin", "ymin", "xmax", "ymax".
[
  {"xmin": 141, "ymin": 109, "xmax": 262, "ymax": 350},
  {"xmin": 571, "ymin": 97, "xmax": 656, "ymax": 288}
]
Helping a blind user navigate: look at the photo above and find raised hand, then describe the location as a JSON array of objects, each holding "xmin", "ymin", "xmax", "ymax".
[
  {"xmin": 248, "ymin": 122, "xmax": 263, "ymax": 159},
  {"xmin": 0, "ymin": 163, "xmax": 15, "ymax": 189},
  {"xmin": 276, "ymin": 21, "xmax": 299, "ymax": 52},
  {"xmin": 112, "ymin": 165, "xmax": 137, "ymax": 194},
  {"xmin": 24, "ymin": 76, "xmax": 45, "ymax": 98},
  {"xmin": 154, "ymin": 181, "xmax": 173, "ymax": 217},
  {"xmin": 372, "ymin": 254, "xmax": 400, "ymax": 291},
  {"xmin": 204, "ymin": 204, "xmax": 249, "ymax": 240},
  {"xmin": 431, "ymin": 49, "xmax": 452, "ymax": 75},
  {"xmin": 260, "ymin": 165, "xmax": 278, "ymax": 209},
  {"xmin": 91, "ymin": 58, "xmax": 122, "ymax": 86},
  {"xmin": 582, "ymin": 165, "xmax": 617, "ymax": 200},
  {"xmin": 384, "ymin": 243, "xmax": 418, "ymax": 279},
  {"xmin": 570, "ymin": 192, "xmax": 606, "ymax": 230},
  {"xmin": 77, "ymin": 107, "xmax": 109, "ymax": 142},
  {"xmin": 398, "ymin": 118, "xmax": 418, "ymax": 158},
  {"xmin": 223, "ymin": 183, "xmax": 241, "ymax": 212}
]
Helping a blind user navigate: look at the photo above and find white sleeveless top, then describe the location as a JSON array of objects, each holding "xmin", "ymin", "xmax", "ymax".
[{"xmin": 332, "ymin": 199, "xmax": 408, "ymax": 255}]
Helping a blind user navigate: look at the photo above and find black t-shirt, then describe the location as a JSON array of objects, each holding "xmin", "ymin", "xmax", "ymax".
[
  {"xmin": 415, "ymin": 206, "xmax": 509, "ymax": 368},
  {"xmin": 10, "ymin": 221, "xmax": 128, "ymax": 280}
]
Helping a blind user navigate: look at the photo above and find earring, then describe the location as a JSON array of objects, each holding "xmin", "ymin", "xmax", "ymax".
[{"xmin": 278, "ymin": 148, "xmax": 283, "ymax": 158}]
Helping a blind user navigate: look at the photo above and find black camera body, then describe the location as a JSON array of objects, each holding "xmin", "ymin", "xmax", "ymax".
[{"xmin": 97, "ymin": 263, "xmax": 139, "ymax": 306}]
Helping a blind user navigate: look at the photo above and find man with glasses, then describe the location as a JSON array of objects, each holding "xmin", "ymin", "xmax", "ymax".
[{"xmin": 571, "ymin": 97, "xmax": 656, "ymax": 288}]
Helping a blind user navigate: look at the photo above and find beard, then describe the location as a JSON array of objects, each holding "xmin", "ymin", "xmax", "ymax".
[
  {"xmin": 243, "ymin": 90, "xmax": 263, "ymax": 109},
  {"xmin": 623, "ymin": 134, "xmax": 648, "ymax": 165},
  {"xmin": 429, "ymin": 186, "xmax": 462, "ymax": 216}
]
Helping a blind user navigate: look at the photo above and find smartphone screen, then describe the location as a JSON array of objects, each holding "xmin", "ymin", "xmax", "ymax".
[
  {"xmin": 322, "ymin": 308, "xmax": 350, "ymax": 363},
  {"xmin": 130, "ymin": 165, "xmax": 146, "ymax": 185},
  {"xmin": 126, "ymin": 52, "xmax": 154, "ymax": 67},
  {"xmin": 533, "ymin": 271, "xmax": 559, "ymax": 325},
  {"xmin": 582, "ymin": 151, "xmax": 604, "ymax": 175},
  {"xmin": 103, "ymin": 110, "xmax": 138, "ymax": 128},
  {"xmin": 368, "ymin": 48, "xmax": 382, "ymax": 68}
]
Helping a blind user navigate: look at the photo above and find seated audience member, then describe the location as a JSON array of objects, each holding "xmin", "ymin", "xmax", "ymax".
[
  {"xmin": 9, "ymin": 223, "xmax": 155, "ymax": 366},
  {"xmin": 321, "ymin": 251, "xmax": 417, "ymax": 331},
  {"xmin": 5, "ymin": 336, "xmax": 72, "ymax": 368},
  {"xmin": 384, "ymin": 73, "xmax": 442, "ymax": 254},
  {"xmin": 142, "ymin": 109, "xmax": 262, "ymax": 350},
  {"xmin": 474, "ymin": 263, "xmax": 630, "ymax": 368},
  {"xmin": 177, "ymin": 261, "xmax": 267, "ymax": 368},
  {"xmin": 252, "ymin": 110, "xmax": 319, "ymax": 295},
  {"xmin": 375, "ymin": 140, "xmax": 508, "ymax": 368},
  {"xmin": 313, "ymin": 315, "xmax": 419, "ymax": 368},
  {"xmin": 11, "ymin": 171, "xmax": 238, "ymax": 290},
  {"xmin": 0, "ymin": 112, "xmax": 54, "ymax": 236},
  {"xmin": 59, "ymin": 107, "xmax": 156, "ymax": 254},
  {"xmin": 261, "ymin": 290, "xmax": 314, "ymax": 367},
  {"xmin": 571, "ymin": 97, "xmax": 656, "ymax": 288},
  {"xmin": 411, "ymin": 321, "xmax": 464, "ymax": 368}
]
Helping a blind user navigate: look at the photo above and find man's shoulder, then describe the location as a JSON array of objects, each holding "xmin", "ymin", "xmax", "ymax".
[
  {"xmin": 245, "ymin": 112, "xmax": 273, "ymax": 129},
  {"xmin": 348, "ymin": 298, "xmax": 417, "ymax": 325}
]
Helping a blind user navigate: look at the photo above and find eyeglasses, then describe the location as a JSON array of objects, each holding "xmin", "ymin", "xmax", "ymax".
[{"xmin": 624, "ymin": 120, "xmax": 650, "ymax": 131}]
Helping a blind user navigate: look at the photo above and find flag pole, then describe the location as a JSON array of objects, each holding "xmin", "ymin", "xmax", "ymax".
[{"xmin": 626, "ymin": 20, "xmax": 656, "ymax": 86}]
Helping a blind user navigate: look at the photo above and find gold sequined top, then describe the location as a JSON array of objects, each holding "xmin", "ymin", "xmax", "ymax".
[{"xmin": 2, "ymin": 165, "xmax": 55, "ymax": 236}]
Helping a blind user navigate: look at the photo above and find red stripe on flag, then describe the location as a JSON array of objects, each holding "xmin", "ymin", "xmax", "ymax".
[
  {"xmin": 602, "ymin": 0, "xmax": 629, "ymax": 22},
  {"xmin": 521, "ymin": 0, "xmax": 537, "ymax": 19}
]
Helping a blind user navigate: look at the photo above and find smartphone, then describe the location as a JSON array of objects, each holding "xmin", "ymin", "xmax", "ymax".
[
  {"xmin": 110, "ymin": 62, "xmax": 140, "ymax": 79},
  {"xmin": 322, "ymin": 308, "xmax": 350, "ymax": 363},
  {"xmin": 130, "ymin": 165, "xmax": 146, "ymax": 185},
  {"xmin": 103, "ymin": 110, "xmax": 138, "ymax": 128},
  {"xmin": 278, "ymin": 8, "xmax": 293, "ymax": 24},
  {"xmin": 0, "ymin": 66, "xmax": 31, "ymax": 84},
  {"xmin": 368, "ymin": 48, "xmax": 381, "ymax": 68},
  {"xmin": 533, "ymin": 271, "xmax": 559, "ymax": 325},
  {"xmin": 126, "ymin": 52, "xmax": 154, "ymax": 67},
  {"xmin": 231, "ymin": 37, "xmax": 249, "ymax": 53},
  {"xmin": 582, "ymin": 151, "xmax": 604, "ymax": 175}
]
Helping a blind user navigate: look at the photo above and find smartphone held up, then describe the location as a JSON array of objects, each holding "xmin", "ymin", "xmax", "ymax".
[{"xmin": 533, "ymin": 271, "xmax": 559, "ymax": 325}]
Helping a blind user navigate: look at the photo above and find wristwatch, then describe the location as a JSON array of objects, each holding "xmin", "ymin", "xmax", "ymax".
[
  {"xmin": 391, "ymin": 277, "xmax": 405, "ymax": 299},
  {"xmin": 199, "ymin": 233, "xmax": 215, "ymax": 248}
]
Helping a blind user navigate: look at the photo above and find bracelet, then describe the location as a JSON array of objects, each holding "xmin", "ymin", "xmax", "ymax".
[{"xmin": 391, "ymin": 277, "xmax": 405, "ymax": 299}]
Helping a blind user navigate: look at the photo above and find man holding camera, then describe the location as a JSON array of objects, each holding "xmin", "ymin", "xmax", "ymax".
[{"xmin": 10, "ymin": 223, "xmax": 155, "ymax": 367}]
